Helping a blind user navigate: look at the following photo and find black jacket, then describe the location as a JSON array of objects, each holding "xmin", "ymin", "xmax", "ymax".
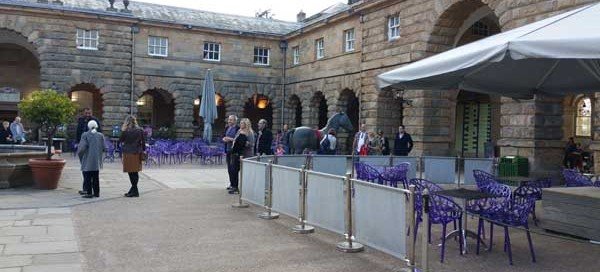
[
  {"xmin": 254, "ymin": 129, "xmax": 273, "ymax": 155},
  {"xmin": 393, "ymin": 132, "xmax": 413, "ymax": 156},
  {"xmin": 76, "ymin": 116, "xmax": 101, "ymax": 142},
  {"xmin": 380, "ymin": 136, "xmax": 390, "ymax": 156},
  {"xmin": 231, "ymin": 133, "xmax": 248, "ymax": 157},
  {"xmin": 0, "ymin": 127, "xmax": 12, "ymax": 144}
]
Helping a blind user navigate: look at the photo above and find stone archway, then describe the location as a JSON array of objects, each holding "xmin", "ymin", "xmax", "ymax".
[
  {"xmin": 286, "ymin": 94, "xmax": 302, "ymax": 128},
  {"xmin": 0, "ymin": 28, "xmax": 40, "ymax": 120},
  {"xmin": 243, "ymin": 93, "xmax": 273, "ymax": 130},
  {"xmin": 337, "ymin": 89, "xmax": 359, "ymax": 154},
  {"xmin": 69, "ymin": 83, "xmax": 104, "ymax": 120},
  {"xmin": 193, "ymin": 93, "xmax": 227, "ymax": 138},
  {"xmin": 309, "ymin": 92, "xmax": 328, "ymax": 129},
  {"xmin": 137, "ymin": 88, "xmax": 175, "ymax": 129}
]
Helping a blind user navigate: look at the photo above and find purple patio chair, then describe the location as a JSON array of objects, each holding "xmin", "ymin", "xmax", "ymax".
[
  {"xmin": 408, "ymin": 178, "xmax": 447, "ymax": 244},
  {"xmin": 429, "ymin": 194, "xmax": 463, "ymax": 263},
  {"xmin": 476, "ymin": 194, "xmax": 537, "ymax": 265},
  {"xmin": 354, "ymin": 162, "xmax": 366, "ymax": 180},
  {"xmin": 381, "ymin": 163, "xmax": 409, "ymax": 188},
  {"xmin": 103, "ymin": 139, "xmax": 116, "ymax": 163},
  {"xmin": 513, "ymin": 184, "xmax": 542, "ymax": 226},
  {"xmin": 562, "ymin": 168, "xmax": 598, "ymax": 187},
  {"xmin": 357, "ymin": 163, "xmax": 382, "ymax": 183},
  {"xmin": 473, "ymin": 169, "xmax": 498, "ymax": 191}
]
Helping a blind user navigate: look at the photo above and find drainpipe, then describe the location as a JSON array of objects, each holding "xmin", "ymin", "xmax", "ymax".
[
  {"xmin": 130, "ymin": 25, "xmax": 140, "ymax": 115},
  {"xmin": 279, "ymin": 40, "xmax": 288, "ymax": 129}
]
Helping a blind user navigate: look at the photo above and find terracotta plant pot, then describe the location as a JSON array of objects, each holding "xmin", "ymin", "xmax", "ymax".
[{"xmin": 28, "ymin": 158, "xmax": 66, "ymax": 190}]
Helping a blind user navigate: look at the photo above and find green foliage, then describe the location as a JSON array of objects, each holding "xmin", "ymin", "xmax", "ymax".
[{"xmin": 19, "ymin": 90, "xmax": 77, "ymax": 159}]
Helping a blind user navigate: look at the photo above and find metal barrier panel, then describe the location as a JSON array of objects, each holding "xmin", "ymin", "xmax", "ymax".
[
  {"xmin": 392, "ymin": 157, "xmax": 418, "ymax": 179},
  {"xmin": 271, "ymin": 165, "xmax": 301, "ymax": 217},
  {"xmin": 312, "ymin": 156, "xmax": 348, "ymax": 176},
  {"xmin": 464, "ymin": 158, "xmax": 494, "ymax": 185},
  {"xmin": 241, "ymin": 160, "xmax": 267, "ymax": 206},
  {"xmin": 353, "ymin": 180, "xmax": 408, "ymax": 259},
  {"xmin": 276, "ymin": 155, "xmax": 307, "ymax": 168},
  {"xmin": 306, "ymin": 172, "xmax": 345, "ymax": 234},
  {"xmin": 359, "ymin": 156, "xmax": 390, "ymax": 167},
  {"xmin": 423, "ymin": 156, "xmax": 456, "ymax": 184}
]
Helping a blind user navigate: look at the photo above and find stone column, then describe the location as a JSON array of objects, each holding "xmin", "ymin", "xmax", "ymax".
[
  {"xmin": 588, "ymin": 93, "xmax": 600, "ymax": 174},
  {"xmin": 497, "ymin": 95, "xmax": 564, "ymax": 177},
  {"xmin": 402, "ymin": 89, "xmax": 457, "ymax": 156}
]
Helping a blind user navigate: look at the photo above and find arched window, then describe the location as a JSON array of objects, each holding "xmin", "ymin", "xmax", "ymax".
[{"xmin": 576, "ymin": 97, "xmax": 592, "ymax": 137}]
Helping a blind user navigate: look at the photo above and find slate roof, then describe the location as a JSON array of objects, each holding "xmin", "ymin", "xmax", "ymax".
[{"xmin": 1, "ymin": 0, "xmax": 325, "ymax": 36}]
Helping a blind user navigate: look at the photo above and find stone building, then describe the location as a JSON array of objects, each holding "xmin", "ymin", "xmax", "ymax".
[{"xmin": 1, "ymin": 0, "xmax": 599, "ymax": 174}]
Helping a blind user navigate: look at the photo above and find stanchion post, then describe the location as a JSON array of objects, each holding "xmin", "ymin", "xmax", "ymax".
[
  {"xmin": 293, "ymin": 165, "xmax": 314, "ymax": 234},
  {"xmin": 259, "ymin": 160, "xmax": 279, "ymax": 219},
  {"xmin": 421, "ymin": 188, "xmax": 430, "ymax": 272},
  {"xmin": 232, "ymin": 156, "xmax": 249, "ymax": 208},
  {"xmin": 337, "ymin": 174, "xmax": 364, "ymax": 253},
  {"xmin": 457, "ymin": 156, "xmax": 463, "ymax": 188},
  {"xmin": 407, "ymin": 184, "xmax": 416, "ymax": 267},
  {"xmin": 418, "ymin": 156, "xmax": 423, "ymax": 179}
]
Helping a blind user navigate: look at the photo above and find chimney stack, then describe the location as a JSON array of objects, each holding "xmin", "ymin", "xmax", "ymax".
[{"xmin": 297, "ymin": 10, "xmax": 306, "ymax": 22}]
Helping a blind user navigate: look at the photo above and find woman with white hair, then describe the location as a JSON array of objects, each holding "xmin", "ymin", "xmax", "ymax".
[{"xmin": 78, "ymin": 120, "xmax": 105, "ymax": 198}]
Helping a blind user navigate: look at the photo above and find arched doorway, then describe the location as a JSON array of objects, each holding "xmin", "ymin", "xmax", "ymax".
[
  {"xmin": 243, "ymin": 93, "xmax": 273, "ymax": 130},
  {"xmin": 338, "ymin": 89, "xmax": 359, "ymax": 153},
  {"xmin": 287, "ymin": 94, "xmax": 302, "ymax": 128},
  {"xmin": 193, "ymin": 93, "xmax": 227, "ymax": 138},
  {"xmin": 69, "ymin": 83, "xmax": 103, "ymax": 119},
  {"xmin": 137, "ymin": 88, "xmax": 174, "ymax": 128},
  {"xmin": 310, "ymin": 92, "xmax": 328, "ymax": 129},
  {"xmin": 428, "ymin": 2, "xmax": 501, "ymax": 157},
  {"xmin": 0, "ymin": 29, "xmax": 40, "ymax": 121}
]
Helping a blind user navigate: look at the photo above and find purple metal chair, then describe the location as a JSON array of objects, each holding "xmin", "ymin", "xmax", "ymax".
[
  {"xmin": 513, "ymin": 184, "xmax": 542, "ymax": 226},
  {"xmin": 354, "ymin": 162, "xmax": 381, "ymax": 183},
  {"xmin": 380, "ymin": 163, "xmax": 409, "ymax": 188},
  {"xmin": 562, "ymin": 168, "xmax": 598, "ymax": 187},
  {"xmin": 409, "ymin": 178, "xmax": 446, "ymax": 244},
  {"xmin": 103, "ymin": 139, "xmax": 116, "ymax": 163},
  {"xmin": 429, "ymin": 194, "xmax": 463, "ymax": 263},
  {"xmin": 476, "ymin": 194, "xmax": 537, "ymax": 265},
  {"xmin": 473, "ymin": 169, "xmax": 498, "ymax": 191}
]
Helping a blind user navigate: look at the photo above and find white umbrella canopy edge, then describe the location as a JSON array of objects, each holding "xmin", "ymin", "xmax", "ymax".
[{"xmin": 376, "ymin": 3, "xmax": 600, "ymax": 98}]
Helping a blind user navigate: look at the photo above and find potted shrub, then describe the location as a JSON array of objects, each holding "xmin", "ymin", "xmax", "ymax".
[{"xmin": 19, "ymin": 90, "xmax": 77, "ymax": 189}]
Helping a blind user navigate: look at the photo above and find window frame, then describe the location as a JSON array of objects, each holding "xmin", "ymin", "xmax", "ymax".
[
  {"xmin": 315, "ymin": 38, "xmax": 325, "ymax": 60},
  {"xmin": 253, "ymin": 47, "xmax": 270, "ymax": 65},
  {"xmin": 203, "ymin": 42, "xmax": 221, "ymax": 62},
  {"xmin": 148, "ymin": 36, "xmax": 169, "ymax": 57},
  {"xmin": 387, "ymin": 15, "xmax": 401, "ymax": 41},
  {"xmin": 575, "ymin": 97, "xmax": 592, "ymax": 137},
  {"xmin": 344, "ymin": 28, "xmax": 355, "ymax": 52},
  {"xmin": 292, "ymin": 46, "xmax": 300, "ymax": 65},
  {"xmin": 76, "ymin": 29, "xmax": 99, "ymax": 50}
]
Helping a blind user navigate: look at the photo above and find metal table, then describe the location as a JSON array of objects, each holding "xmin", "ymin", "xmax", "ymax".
[{"xmin": 434, "ymin": 188, "xmax": 495, "ymax": 254}]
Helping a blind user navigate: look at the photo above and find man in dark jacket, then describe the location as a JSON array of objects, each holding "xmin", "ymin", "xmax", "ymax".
[
  {"xmin": 76, "ymin": 108, "xmax": 101, "ymax": 195},
  {"xmin": 76, "ymin": 108, "xmax": 101, "ymax": 143},
  {"xmin": 393, "ymin": 125, "xmax": 413, "ymax": 156},
  {"xmin": 255, "ymin": 119, "xmax": 273, "ymax": 155},
  {"xmin": 223, "ymin": 115, "xmax": 239, "ymax": 191}
]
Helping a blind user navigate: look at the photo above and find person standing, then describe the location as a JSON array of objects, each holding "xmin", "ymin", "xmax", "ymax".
[
  {"xmin": 0, "ymin": 121, "xmax": 13, "ymax": 144},
  {"xmin": 223, "ymin": 115, "xmax": 239, "ymax": 191},
  {"xmin": 119, "ymin": 115, "xmax": 145, "ymax": 197},
  {"xmin": 254, "ymin": 119, "xmax": 273, "ymax": 155},
  {"xmin": 378, "ymin": 129, "xmax": 390, "ymax": 155},
  {"xmin": 78, "ymin": 120, "xmax": 105, "ymax": 198},
  {"xmin": 281, "ymin": 124, "xmax": 290, "ymax": 153},
  {"xmin": 319, "ymin": 128, "xmax": 337, "ymax": 155},
  {"xmin": 393, "ymin": 125, "xmax": 413, "ymax": 156},
  {"xmin": 76, "ymin": 108, "xmax": 101, "ymax": 195},
  {"xmin": 10, "ymin": 116, "xmax": 26, "ymax": 144},
  {"xmin": 367, "ymin": 131, "xmax": 381, "ymax": 155},
  {"xmin": 228, "ymin": 118, "xmax": 254, "ymax": 194},
  {"xmin": 352, "ymin": 123, "xmax": 368, "ymax": 156}
]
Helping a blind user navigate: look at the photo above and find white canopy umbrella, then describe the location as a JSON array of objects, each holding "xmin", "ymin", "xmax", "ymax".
[{"xmin": 377, "ymin": 3, "xmax": 600, "ymax": 98}]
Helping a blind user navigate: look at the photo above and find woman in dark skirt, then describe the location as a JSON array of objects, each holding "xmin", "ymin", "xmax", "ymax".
[{"xmin": 119, "ymin": 115, "xmax": 145, "ymax": 197}]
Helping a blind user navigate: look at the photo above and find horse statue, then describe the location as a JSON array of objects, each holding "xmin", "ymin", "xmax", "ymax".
[{"xmin": 287, "ymin": 112, "xmax": 354, "ymax": 154}]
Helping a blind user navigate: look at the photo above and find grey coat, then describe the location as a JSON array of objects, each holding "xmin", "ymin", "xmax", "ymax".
[{"xmin": 78, "ymin": 131, "xmax": 105, "ymax": 172}]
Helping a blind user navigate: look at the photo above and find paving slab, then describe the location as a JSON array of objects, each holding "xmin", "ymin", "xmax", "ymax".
[
  {"xmin": 0, "ymin": 255, "xmax": 32, "ymax": 268},
  {"xmin": 22, "ymin": 264, "xmax": 81, "ymax": 272},
  {"xmin": 3, "ymin": 241, "xmax": 78, "ymax": 256},
  {"xmin": 0, "ymin": 268, "xmax": 21, "ymax": 272},
  {"xmin": 0, "ymin": 227, "xmax": 46, "ymax": 237},
  {"xmin": 31, "ymin": 253, "xmax": 81, "ymax": 265}
]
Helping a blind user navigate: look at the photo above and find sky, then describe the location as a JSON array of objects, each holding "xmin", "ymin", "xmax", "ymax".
[{"xmin": 134, "ymin": 0, "xmax": 345, "ymax": 22}]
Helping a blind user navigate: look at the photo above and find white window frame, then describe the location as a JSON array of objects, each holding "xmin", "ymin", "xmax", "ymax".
[
  {"xmin": 315, "ymin": 38, "xmax": 324, "ymax": 60},
  {"xmin": 203, "ymin": 42, "xmax": 221, "ymax": 61},
  {"xmin": 254, "ymin": 47, "xmax": 270, "ymax": 65},
  {"xmin": 148, "ymin": 36, "xmax": 169, "ymax": 57},
  {"xmin": 76, "ymin": 29, "xmax": 99, "ymax": 50},
  {"xmin": 388, "ymin": 15, "xmax": 401, "ymax": 41},
  {"xmin": 344, "ymin": 29, "xmax": 355, "ymax": 52},
  {"xmin": 292, "ymin": 46, "xmax": 300, "ymax": 65}
]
